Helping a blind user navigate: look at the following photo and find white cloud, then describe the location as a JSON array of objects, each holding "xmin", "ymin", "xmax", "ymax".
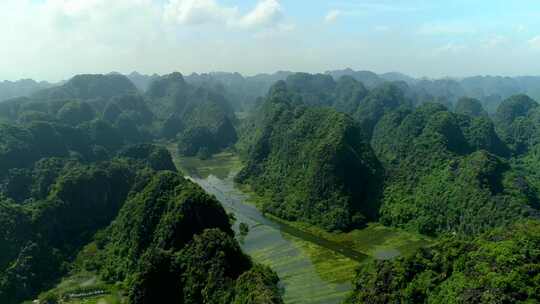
[
  {"xmin": 164, "ymin": 0, "xmax": 283, "ymax": 29},
  {"xmin": 529, "ymin": 36, "xmax": 540, "ymax": 50},
  {"xmin": 483, "ymin": 35, "xmax": 508, "ymax": 48},
  {"xmin": 0, "ymin": 0, "xmax": 165, "ymax": 80},
  {"xmin": 434, "ymin": 42, "xmax": 468, "ymax": 54},
  {"xmin": 252, "ymin": 23, "xmax": 295, "ymax": 39},
  {"xmin": 238, "ymin": 0, "xmax": 282, "ymax": 28},
  {"xmin": 0, "ymin": 0, "xmax": 290, "ymax": 81},
  {"xmin": 418, "ymin": 23, "xmax": 476, "ymax": 36},
  {"xmin": 324, "ymin": 10, "xmax": 341, "ymax": 23},
  {"xmin": 163, "ymin": 0, "xmax": 237, "ymax": 25},
  {"xmin": 516, "ymin": 24, "xmax": 527, "ymax": 33}
]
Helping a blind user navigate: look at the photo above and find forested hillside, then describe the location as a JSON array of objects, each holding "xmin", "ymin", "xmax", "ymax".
[
  {"xmin": 237, "ymin": 80, "xmax": 383, "ymax": 231},
  {"xmin": 6, "ymin": 1, "xmax": 540, "ymax": 303},
  {"xmin": 326, "ymin": 68, "xmax": 540, "ymax": 112},
  {"xmin": 346, "ymin": 220, "xmax": 540, "ymax": 304},
  {"xmin": 146, "ymin": 72, "xmax": 238, "ymax": 157},
  {"xmin": 0, "ymin": 72, "xmax": 239, "ymax": 159},
  {"xmin": 234, "ymin": 72, "xmax": 540, "ymax": 302},
  {"xmin": 372, "ymin": 103, "xmax": 535, "ymax": 235},
  {"xmin": 0, "ymin": 73, "xmax": 281, "ymax": 304},
  {"xmin": 92, "ymin": 171, "xmax": 281, "ymax": 304},
  {"xmin": 237, "ymin": 72, "xmax": 540, "ymax": 237},
  {"xmin": 1, "ymin": 69, "xmax": 540, "ymax": 304},
  {"xmin": 127, "ymin": 72, "xmax": 159, "ymax": 92},
  {"xmin": 0, "ymin": 157, "xmax": 150, "ymax": 302},
  {"xmin": 184, "ymin": 71, "xmax": 293, "ymax": 111},
  {"xmin": 0, "ymin": 153, "xmax": 281, "ymax": 303},
  {"xmin": 0, "ymin": 80, "xmax": 54, "ymax": 102}
]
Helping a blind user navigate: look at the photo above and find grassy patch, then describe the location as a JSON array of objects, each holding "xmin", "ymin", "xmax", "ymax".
[
  {"xmin": 35, "ymin": 271, "xmax": 125, "ymax": 304},
  {"xmin": 172, "ymin": 149, "xmax": 432, "ymax": 260},
  {"xmin": 283, "ymin": 234, "xmax": 360, "ymax": 285},
  {"xmin": 275, "ymin": 219, "xmax": 432, "ymax": 259},
  {"xmin": 244, "ymin": 224, "xmax": 356, "ymax": 304},
  {"xmin": 166, "ymin": 147, "xmax": 433, "ymax": 303},
  {"xmin": 166, "ymin": 142, "xmax": 243, "ymax": 179}
]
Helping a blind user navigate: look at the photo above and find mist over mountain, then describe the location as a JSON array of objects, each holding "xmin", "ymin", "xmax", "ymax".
[
  {"xmin": 0, "ymin": 80, "xmax": 55, "ymax": 102},
  {"xmin": 6, "ymin": 69, "xmax": 538, "ymax": 113},
  {"xmin": 4, "ymin": 2, "xmax": 540, "ymax": 303},
  {"xmin": 1, "ymin": 68, "xmax": 540, "ymax": 303}
]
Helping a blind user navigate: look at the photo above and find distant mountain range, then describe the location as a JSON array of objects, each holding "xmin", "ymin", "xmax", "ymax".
[
  {"xmin": 128, "ymin": 69, "xmax": 540, "ymax": 112},
  {"xmin": 0, "ymin": 79, "xmax": 54, "ymax": 102},
  {"xmin": 3, "ymin": 69, "xmax": 540, "ymax": 113}
]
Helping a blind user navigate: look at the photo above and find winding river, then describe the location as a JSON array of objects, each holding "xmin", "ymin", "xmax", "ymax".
[
  {"xmin": 190, "ymin": 173, "xmax": 363, "ymax": 304},
  {"xmin": 173, "ymin": 152, "xmax": 429, "ymax": 304}
]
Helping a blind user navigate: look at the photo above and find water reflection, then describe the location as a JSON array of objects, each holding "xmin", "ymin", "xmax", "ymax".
[{"xmin": 189, "ymin": 173, "xmax": 361, "ymax": 304}]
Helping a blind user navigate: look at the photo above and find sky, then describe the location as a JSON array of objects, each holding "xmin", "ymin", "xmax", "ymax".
[{"xmin": 2, "ymin": 0, "xmax": 540, "ymax": 81}]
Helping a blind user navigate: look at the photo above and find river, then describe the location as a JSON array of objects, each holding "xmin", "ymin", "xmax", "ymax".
[
  {"xmin": 174, "ymin": 152, "xmax": 429, "ymax": 304},
  {"xmin": 190, "ymin": 173, "xmax": 362, "ymax": 304}
]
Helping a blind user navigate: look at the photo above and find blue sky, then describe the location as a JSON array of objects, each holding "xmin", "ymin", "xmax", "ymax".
[{"xmin": 2, "ymin": 0, "xmax": 540, "ymax": 81}]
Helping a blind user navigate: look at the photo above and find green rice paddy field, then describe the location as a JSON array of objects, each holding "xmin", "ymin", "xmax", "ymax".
[
  {"xmin": 175, "ymin": 151, "xmax": 432, "ymax": 304},
  {"xmin": 36, "ymin": 149, "xmax": 430, "ymax": 304}
]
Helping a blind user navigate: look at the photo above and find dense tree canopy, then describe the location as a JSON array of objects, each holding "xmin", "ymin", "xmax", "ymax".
[
  {"xmin": 494, "ymin": 94, "xmax": 540, "ymax": 154},
  {"xmin": 3, "ymin": 70, "xmax": 540, "ymax": 304},
  {"xmin": 237, "ymin": 81, "xmax": 384, "ymax": 231},
  {"xmin": 454, "ymin": 97, "xmax": 488, "ymax": 118},
  {"xmin": 369, "ymin": 102, "xmax": 532, "ymax": 235},
  {"xmin": 346, "ymin": 220, "xmax": 540, "ymax": 304},
  {"xmin": 33, "ymin": 74, "xmax": 137, "ymax": 101},
  {"xmin": 146, "ymin": 72, "xmax": 238, "ymax": 156},
  {"xmin": 0, "ymin": 72, "xmax": 280, "ymax": 304},
  {"xmin": 0, "ymin": 157, "xmax": 151, "ymax": 303},
  {"xmin": 91, "ymin": 172, "xmax": 281, "ymax": 304}
]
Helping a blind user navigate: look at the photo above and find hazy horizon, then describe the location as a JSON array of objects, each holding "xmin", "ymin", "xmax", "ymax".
[
  {"xmin": 2, "ymin": 0, "xmax": 540, "ymax": 82},
  {"xmin": 3, "ymin": 68, "xmax": 540, "ymax": 84}
]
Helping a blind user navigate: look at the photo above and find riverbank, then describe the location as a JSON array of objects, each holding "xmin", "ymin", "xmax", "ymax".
[
  {"xmin": 175, "ymin": 150, "xmax": 431, "ymax": 258},
  {"xmin": 172, "ymin": 150, "xmax": 432, "ymax": 304}
]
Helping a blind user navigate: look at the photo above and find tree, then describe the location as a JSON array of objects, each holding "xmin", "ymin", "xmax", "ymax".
[{"xmin": 57, "ymin": 101, "xmax": 96, "ymax": 126}]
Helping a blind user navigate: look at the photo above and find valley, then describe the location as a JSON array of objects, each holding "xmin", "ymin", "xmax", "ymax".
[
  {"xmin": 4, "ymin": 2, "xmax": 540, "ymax": 303},
  {"xmin": 1, "ymin": 70, "xmax": 539, "ymax": 304},
  {"xmin": 174, "ymin": 151, "xmax": 431, "ymax": 304}
]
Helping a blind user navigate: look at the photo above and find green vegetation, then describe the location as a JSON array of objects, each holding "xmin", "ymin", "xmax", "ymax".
[
  {"xmin": 74, "ymin": 171, "xmax": 282, "ymax": 304},
  {"xmin": 0, "ymin": 79, "xmax": 53, "ymax": 102},
  {"xmin": 279, "ymin": 221, "xmax": 431, "ymax": 260},
  {"xmin": 185, "ymin": 156, "xmax": 362, "ymax": 304},
  {"xmin": 97, "ymin": 171, "xmax": 233, "ymax": 281},
  {"xmin": 146, "ymin": 72, "xmax": 238, "ymax": 156},
  {"xmin": 184, "ymin": 152, "xmax": 433, "ymax": 304},
  {"xmin": 454, "ymin": 97, "xmax": 488, "ymax": 118},
  {"xmin": 118, "ymin": 143, "xmax": 176, "ymax": 172},
  {"xmin": 33, "ymin": 74, "xmax": 137, "ymax": 101},
  {"xmin": 0, "ymin": 72, "xmax": 277, "ymax": 303},
  {"xmin": 33, "ymin": 271, "xmax": 124, "ymax": 304},
  {"xmin": 0, "ymin": 72, "xmax": 238, "ymax": 161},
  {"xmin": 346, "ymin": 220, "xmax": 540, "ymax": 304},
  {"xmin": 235, "ymin": 74, "xmax": 540, "ymax": 239},
  {"xmin": 237, "ymin": 81, "xmax": 384, "ymax": 231},
  {"xmin": 183, "ymin": 71, "xmax": 293, "ymax": 111},
  {"xmin": 231, "ymin": 72, "xmax": 540, "ymax": 303},
  {"xmin": 353, "ymin": 82, "xmax": 410, "ymax": 139},
  {"xmin": 370, "ymin": 102, "xmax": 531, "ymax": 235},
  {"xmin": 0, "ymin": 157, "xmax": 147, "ymax": 303},
  {"xmin": 169, "ymin": 144, "xmax": 243, "ymax": 179},
  {"xmin": 494, "ymin": 94, "xmax": 540, "ymax": 154},
  {"xmin": 0, "ymin": 150, "xmax": 282, "ymax": 303},
  {"xmin": 3, "ymin": 70, "xmax": 540, "ymax": 304}
]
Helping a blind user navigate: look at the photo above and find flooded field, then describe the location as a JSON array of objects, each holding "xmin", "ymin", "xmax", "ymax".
[
  {"xmin": 192, "ymin": 173, "xmax": 360, "ymax": 304},
  {"xmin": 174, "ymin": 152, "xmax": 431, "ymax": 304}
]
